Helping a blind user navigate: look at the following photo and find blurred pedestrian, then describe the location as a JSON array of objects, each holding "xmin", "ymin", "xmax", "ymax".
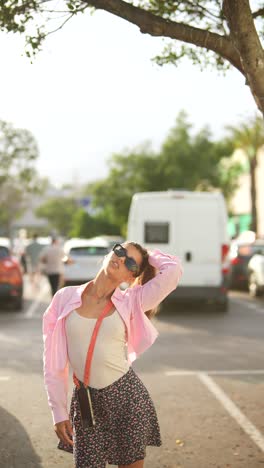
[
  {"xmin": 13, "ymin": 228, "xmax": 27, "ymax": 273},
  {"xmin": 39, "ymin": 236, "xmax": 65, "ymax": 296},
  {"xmin": 25, "ymin": 233, "xmax": 42, "ymax": 288},
  {"xmin": 43, "ymin": 242, "xmax": 183, "ymax": 468}
]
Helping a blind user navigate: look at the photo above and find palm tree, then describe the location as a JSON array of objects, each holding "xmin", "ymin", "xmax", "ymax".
[{"xmin": 227, "ymin": 116, "xmax": 264, "ymax": 235}]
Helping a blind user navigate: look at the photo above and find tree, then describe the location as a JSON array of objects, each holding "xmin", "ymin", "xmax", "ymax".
[
  {"xmin": 0, "ymin": 120, "xmax": 42, "ymax": 235},
  {"xmin": 1, "ymin": 1, "xmax": 264, "ymax": 115},
  {"xmin": 36, "ymin": 197, "xmax": 77, "ymax": 236},
  {"xmin": 227, "ymin": 115, "xmax": 264, "ymax": 235},
  {"xmin": 70, "ymin": 208, "xmax": 120, "ymax": 238},
  {"xmin": 158, "ymin": 111, "xmax": 240, "ymax": 196},
  {"xmin": 89, "ymin": 145, "xmax": 161, "ymax": 233},
  {"xmin": 89, "ymin": 112, "xmax": 241, "ymax": 233}
]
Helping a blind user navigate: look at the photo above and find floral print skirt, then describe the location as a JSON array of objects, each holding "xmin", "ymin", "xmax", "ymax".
[{"xmin": 58, "ymin": 366, "xmax": 161, "ymax": 467}]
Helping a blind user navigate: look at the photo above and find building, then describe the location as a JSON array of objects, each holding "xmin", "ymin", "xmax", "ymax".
[
  {"xmin": 11, "ymin": 185, "xmax": 73, "ymax": 237},
  {"xmin": 229, "ymin": 148, "xmax": 264, "ymax": 237}
]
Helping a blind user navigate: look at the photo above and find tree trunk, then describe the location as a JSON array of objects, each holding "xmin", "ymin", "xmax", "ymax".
[
  {"xmin": 249, "ymin": 155, "xmax": 258, "ymax": 234},
  {"xmin": 223, "ymin": 0, "xmax": 264, "ymax": 116}
]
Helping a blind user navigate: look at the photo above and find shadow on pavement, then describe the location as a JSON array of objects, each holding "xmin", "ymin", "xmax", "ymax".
[{"xmin": 0, "ymin": 406, "xmax": 42, "ymax": 468}]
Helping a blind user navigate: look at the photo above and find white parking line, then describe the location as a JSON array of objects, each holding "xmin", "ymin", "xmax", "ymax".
[
  {"xmin": 198, "ymin": 372, "xmax": 264, "ymax": 453},
  {"xmin": 246, "ymin": 303, "xmax": 259, "ymax": 309},
  {"xmin": 165, "ymin": 369, "xmax": 264, "ymax": 453},
  {"xmin": 0, "ymin": 376, "xmax": 10, "ymax": 381},
  {"xmin": 231, "ymin": 297, "xmax": 264, "ymax": 314},
  {"xmin": 24, "ymin": 283, "xmax": 50, "ymax": 318},
  {"xmin": 0, "ymin": 333, "xmax": 23, "ymax": 345}
]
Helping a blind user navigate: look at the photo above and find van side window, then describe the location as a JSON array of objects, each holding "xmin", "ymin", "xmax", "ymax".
[{"xmin": 144, "ymin": 222, "xmax": 169, "ymax": 244}]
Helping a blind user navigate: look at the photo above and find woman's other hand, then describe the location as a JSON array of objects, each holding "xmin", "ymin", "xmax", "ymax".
[{"xmin": 54, "ymin": 419, "xmax": 73, "ymax": 446}]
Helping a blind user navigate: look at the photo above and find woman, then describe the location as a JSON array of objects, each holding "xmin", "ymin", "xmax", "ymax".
[{"xmin": 43, "ymin": 242, "xmax": 182, "ymax": 468}]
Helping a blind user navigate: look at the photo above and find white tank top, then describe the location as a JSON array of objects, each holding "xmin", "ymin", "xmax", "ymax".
[{"xmin": 65, "ymin": 309, "xmax": 130, "ymax": 389}]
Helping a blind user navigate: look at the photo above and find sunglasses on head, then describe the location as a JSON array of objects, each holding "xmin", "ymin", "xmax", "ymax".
[{"xmin": 112, "ymin": 243, "xmax": 140, "ymax": 274}]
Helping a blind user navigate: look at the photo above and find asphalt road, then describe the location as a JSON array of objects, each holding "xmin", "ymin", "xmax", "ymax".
[{"xmin": 0, "ymin": 276, "xmax": 264, "ymax": 468}]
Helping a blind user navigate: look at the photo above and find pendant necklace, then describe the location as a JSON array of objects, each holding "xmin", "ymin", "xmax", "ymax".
[
  {"xmin": 89, "ymin": 286, "xmax": 109, "ymax": 304},
  {"xmin": 91, "ymin": 291, "xmax": 107, "ymax": 304},
  {"xmin": 88, "ymin": 282, "xmax": 113, "ymax": 304}
]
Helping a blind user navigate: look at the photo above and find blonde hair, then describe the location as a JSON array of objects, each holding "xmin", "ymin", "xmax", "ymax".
[{"xmin": 128, "ymin": 242, "xmax": 159, "ymax": 320}]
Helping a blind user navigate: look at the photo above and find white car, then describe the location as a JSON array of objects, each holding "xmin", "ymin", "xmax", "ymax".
[
  {"xmin": 0, "ymin": 237, "xmax": 11, "ymax": 249},
  {"xmin": 248, "ymin": 250, "xmax": 264, "ymax": 297},
  {"xmin": 63, "ymin": 237, "xmax": 111, "ymax": 286}
]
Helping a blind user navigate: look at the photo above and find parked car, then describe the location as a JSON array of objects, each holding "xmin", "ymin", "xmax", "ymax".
[
  {"xmin": 228, "ymin": 239, "xmax": 264, "ymax": 289},
  {"xmin": 0, "ymin": 238, "xmax": 23, "ymax": 309},
  {"xmin": 247, "ymin": 247, "xmax": 264, "ymax": 297},
  {"xmin": 63, "ymin": 237, "xmax": 110, "ymax": 286}
]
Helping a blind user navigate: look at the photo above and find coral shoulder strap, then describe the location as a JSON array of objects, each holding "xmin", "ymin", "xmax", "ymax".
[{"xmin": 73, "ymin": 300, "xmax": 113, "ymax": 389}]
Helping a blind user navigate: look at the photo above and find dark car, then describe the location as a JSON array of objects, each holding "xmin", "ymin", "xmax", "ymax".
[
  {"xmin": 229, "ymin": 239, "xmax": 264, "ymax": 290},
  {"xmin": 0, "ymin": 242, "xmax": 23, "ymax": 309}
]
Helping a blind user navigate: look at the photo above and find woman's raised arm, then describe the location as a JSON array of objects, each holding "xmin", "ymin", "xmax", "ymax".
[{"xmin": 136, "ymin": 249, "xmax": 183, "ymax": 312}]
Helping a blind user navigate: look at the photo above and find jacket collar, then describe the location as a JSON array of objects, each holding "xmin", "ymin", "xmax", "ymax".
[
  {"xmin": 58, "ymin": 281, "xmax": 124, "ymax": 321},
  {"xmin": 73, "ymin": 281, "xmax": 124, "ymax": 303},
  {"xmin": 74, "ymin": 281, "xmax": 91, "ymax": 300}
]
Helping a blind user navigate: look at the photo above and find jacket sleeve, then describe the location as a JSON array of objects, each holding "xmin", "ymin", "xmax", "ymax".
[
  {"xmin": 43, "ymin": 291, "xmax": 69, "ymax": 425},
  {"xmin": 135, "ymin": 249, "xmax": 183, "ymax": 312}
]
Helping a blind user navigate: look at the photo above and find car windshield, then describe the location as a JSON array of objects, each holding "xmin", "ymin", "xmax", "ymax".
[
  {"xmin": 69, "ymin": 246, "xmax": 109, "ymax": 256},
  {"xmin": 238, "ymin": 244, "xmax": 264, "ymax": 257},
  {"xmin": 0, "ymin": 246, "xmax": 10, "ymax": 258}
]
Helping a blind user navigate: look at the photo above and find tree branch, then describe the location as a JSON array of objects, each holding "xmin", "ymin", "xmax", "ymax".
[
  {"xmin": 82, "ymin": 0, "xmax": 243, "ymax": 74},
  {"xmin": 46, "ymin": 12, "xmax": 75, "ymax": 36},
  {"xmin": 223, "ymin": 0, "xmax": 264, "ymax": 115},
  {"xmin": 252, "ymin": 8, "xmax": 264, "ymax": 19}
]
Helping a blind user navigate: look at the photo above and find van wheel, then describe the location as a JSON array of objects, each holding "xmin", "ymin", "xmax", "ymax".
[
  {"xmin": 249, "ymin": 273, "xmax": 262, "ymax": 297},
  {"xmin": 215, "ymin": 299, "xmax": 229, "ymax": 312}
]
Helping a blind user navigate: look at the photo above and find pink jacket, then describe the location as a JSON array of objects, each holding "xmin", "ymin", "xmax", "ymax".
[{"xmin": 43, "ymin": 249, "xmax": 182, "ymax": 424}]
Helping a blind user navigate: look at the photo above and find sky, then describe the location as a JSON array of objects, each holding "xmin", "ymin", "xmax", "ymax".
[{"xmin": 0, "ymin": 8, "xmax": 257, "ymax": 187}]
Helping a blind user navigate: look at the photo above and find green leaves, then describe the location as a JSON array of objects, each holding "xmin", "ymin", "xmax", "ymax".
[
  {"xmin": 0, "ymin": 0, "xmax": 90, "ymax": 57},
  {"xmin": 0, "ymin": 0, "xmax": 39, "ymax": 34},
  {"xmin": 226, "ymin": 115, "xmax": 264, "ymax": 157},
  {"xmin": 70, "ymin": 209, "xmax": 119, "ymax": 238},
  {"xmin": 159, "ymin": 111, "xmax": 237, "ymax": 195},
  {"xmin": 0, "ymin": 0, "xmax": 262, "ymax": 113},
  {"xmin": 89, "ymin": 111, "xmax": 239, "ymax": 234},
  {"xmin": 0, "ymin": 119, "xmax": 41, "ymax": 234},
  {"xmin": 0, "ymin": 120, "xmax": 39, "ymax": 187},
  {"xmin": 89, "ymin": 144, "xmax": 161, "ymax": 233},
  {"xmin": 225, "ymin": 114, "xmax": 264, "ymax": 232},
  {"xmin": 66, "ymin": 1, "xmax": 84, "ymax": 12},
  {"xmin": 36, "ymin": 197, "xmax": 77, "ymax": 236}
]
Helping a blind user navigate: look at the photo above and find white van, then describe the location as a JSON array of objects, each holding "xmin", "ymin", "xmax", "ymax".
[{"xmin": 127, "ymin": 190, "xmax": 230, "ymax": 311}]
